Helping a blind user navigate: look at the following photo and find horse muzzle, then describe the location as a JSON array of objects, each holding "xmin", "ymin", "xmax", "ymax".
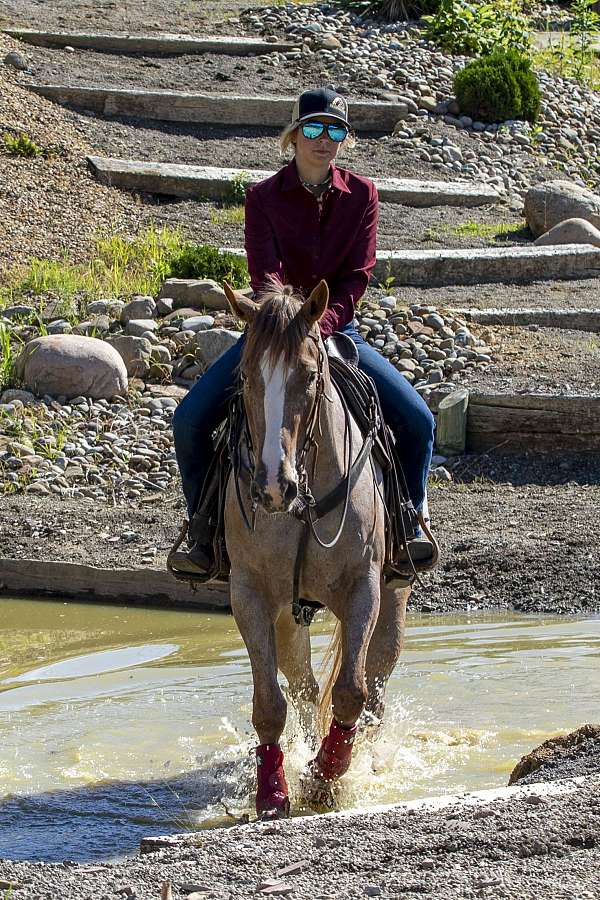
[{"xmin": 251, "ymin": 473, "xmax": 299, "ymax": 514}]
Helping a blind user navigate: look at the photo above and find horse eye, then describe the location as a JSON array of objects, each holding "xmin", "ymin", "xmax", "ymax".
[{"xmin": 307, "ymin": 372, "xmax": 318, "ymax": 386}]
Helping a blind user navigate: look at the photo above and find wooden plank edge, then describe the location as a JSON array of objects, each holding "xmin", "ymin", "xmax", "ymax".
[{"xmin": 0, "ymin": 558, "xmax": 230, "ymax": 610}]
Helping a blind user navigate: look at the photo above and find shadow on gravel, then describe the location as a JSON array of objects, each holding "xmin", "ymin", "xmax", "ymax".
[
  {"xmin": 0, "ymin": 757, "xmax": 253, "ymax": 863},
  {"xmin": 448, "ymin": 452, "xmax": 600, "ymax": 487}
]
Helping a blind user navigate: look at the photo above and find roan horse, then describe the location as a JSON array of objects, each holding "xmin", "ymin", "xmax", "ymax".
[{"xmin": 223, "ymin": 278, "xmax": 410, "ymax": 818}]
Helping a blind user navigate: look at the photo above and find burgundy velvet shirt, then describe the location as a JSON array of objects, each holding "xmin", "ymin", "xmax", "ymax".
[{"xmin": 244, "ymin": 159, "xmax": 379, "ymax": 339}]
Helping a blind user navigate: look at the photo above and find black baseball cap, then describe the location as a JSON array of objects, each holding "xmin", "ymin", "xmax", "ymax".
[{"xmin": 292, "ymin": 88, "xmax": 349, "ymax": 127}]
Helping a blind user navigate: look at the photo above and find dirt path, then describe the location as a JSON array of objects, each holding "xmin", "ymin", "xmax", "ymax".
[{"xmin": 2, "ymin": 452, "xmax": 599, "ymax": 616}]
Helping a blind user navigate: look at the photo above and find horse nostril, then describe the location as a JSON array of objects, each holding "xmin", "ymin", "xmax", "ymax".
[{"xmin": 283, "ymin": 480, "xmax": 298, "ymax": 507}]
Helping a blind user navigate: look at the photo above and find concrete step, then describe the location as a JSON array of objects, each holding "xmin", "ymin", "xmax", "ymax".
[
  {"xmin": 26, "ymin": 83, "xmax": 410, "ymax": 131},
  {"xmin": 87, "ymin": 156, "xmax": 501, "ymax": 207},
  {"xmin": 220, "ymin": 244, "xmax": 600, "ymax": 287},
  {"xmin": 451, "ymin": 308, "xmax": 600, "ymax": 331},
  {"xmin": 4, "ymin": 28, "xmax": 296, "ymax": 55}
]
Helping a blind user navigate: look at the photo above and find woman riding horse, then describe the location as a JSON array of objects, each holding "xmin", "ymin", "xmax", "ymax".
[{"xmin": 171, "ymin": 87, "xmax": 436, "ymax": 576}]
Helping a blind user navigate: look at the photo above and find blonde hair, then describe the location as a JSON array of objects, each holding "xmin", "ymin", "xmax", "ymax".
[{"xmin": 279, "ymin": 121, "xmax": 357, "ymax": 156}]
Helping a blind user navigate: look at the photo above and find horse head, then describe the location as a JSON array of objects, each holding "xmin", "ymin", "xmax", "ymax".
[{"xmin": 223, "ymin": 277, "xmax": 329, "ymax": 514}]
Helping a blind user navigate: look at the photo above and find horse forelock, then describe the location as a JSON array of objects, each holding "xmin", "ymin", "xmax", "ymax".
[{"xmin": 242, "ymin": 278, "xmax": 314, "ymax": 375}]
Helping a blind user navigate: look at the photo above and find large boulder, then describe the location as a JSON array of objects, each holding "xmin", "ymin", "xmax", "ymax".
[
  {"xmin": 15, "ymin": 335, "xmax": 128, "ymax": 400},
  {"xmin": 106, "ymin": 335, "xmax": 152, "ymax": 378},
  {"xmin": 509, "ymin": 724, "xmax": 600, "ymax": 785},
  {"xmin": 193, "ymin": 328, "xmax": 242, "ymax": 371},
  {"xmin": 524, "ymin": 180, "xmax": 600, "ymax": 238},
  {"xmin": 534, "ymin": 217, "xmax": 600, "ymax": 248},
  {"xmin": 159, "ymin": 278, "xmax": 228, "ymax": 311}
]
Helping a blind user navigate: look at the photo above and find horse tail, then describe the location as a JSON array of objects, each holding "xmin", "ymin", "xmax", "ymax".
[{"xmin": 317, "ymin": 618, "xmax": 342, "ymax": 737}]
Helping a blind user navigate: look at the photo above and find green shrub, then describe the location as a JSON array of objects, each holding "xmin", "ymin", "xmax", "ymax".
[
  {"xmin": 167, "ymin": 244, "xmax": 249, "ymax": 288},
  {"xmin": 2, "ymin": 132, "xmax": 42, "ymax": 158},
  {"xmin": 454, "ymin": 50, "xmax": 541, "ymax": 124},
  {"xmin": 227, "ymin": 171, "xmax": 252, "ymax": 205},
  {"xmin": 423, "ymin": 0, "xmax": 530, "ymax": 56}
]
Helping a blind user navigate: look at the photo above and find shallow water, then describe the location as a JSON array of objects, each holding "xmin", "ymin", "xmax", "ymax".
[{"xmin": 1, "ymin": 597, "xmax": 599, "ymax": 862}]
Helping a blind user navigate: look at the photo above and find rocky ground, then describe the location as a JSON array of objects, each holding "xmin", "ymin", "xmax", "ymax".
[{"xmin": 1, "ymin": 775, "xmax": 600, "ymax": 899}]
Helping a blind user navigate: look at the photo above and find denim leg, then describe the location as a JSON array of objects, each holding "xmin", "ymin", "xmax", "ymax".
[
  {"xmin": 172, "ymin": 335, "xmax": 244, "ymax": 517},
  {"xmin": 341, "ymin": 323, "xmax": 435, "ymax": 512}
]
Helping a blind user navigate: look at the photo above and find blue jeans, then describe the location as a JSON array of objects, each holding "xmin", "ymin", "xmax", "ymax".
[{"xmin": 172, "ymin": 324, "xmax": 435, "ymax": 519}]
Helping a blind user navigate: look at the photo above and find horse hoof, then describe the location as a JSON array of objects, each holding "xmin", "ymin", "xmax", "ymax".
[
  {"xmin": 299, "ymin": 772, "xmax": 337, "ymax": 813},
  {"xmin": 257, "ymin": 794, "xmax": 291, "ymax": 820}
]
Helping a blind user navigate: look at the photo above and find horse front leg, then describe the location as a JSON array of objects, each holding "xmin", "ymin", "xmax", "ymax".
[
  {"xmin": 309, "ymin": 574, "xmax": 380, "ymax": 786},
  {"xmin": 230, "ymin": 578, "xmax": 290, "ymax": 819}
]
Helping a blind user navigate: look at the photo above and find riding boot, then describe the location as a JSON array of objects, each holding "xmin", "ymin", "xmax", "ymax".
[{"xmin": 169, "ymin": 513, "xmax": 215, "ymax": 576}]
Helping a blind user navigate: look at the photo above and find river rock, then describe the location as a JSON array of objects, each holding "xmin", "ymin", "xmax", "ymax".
[
  {"xmin": 14, "ymin": 335, "xmax": 128, "ymax": 400},
  {"xmin": 0, "ymin": 388, "xmax": 36, "ymax": 405},
  {"xmin": 106, "ymin": 335, "xmax": 153, "ymax": 378},
  {"xmin": 126, "ymin": 319, "xmax": 158, "ymax": 337},
  {"xmin": 533, "ymin": 216, "xmax": 600, "ymax": 248},
  {"xmin": 524, "ymin": 180, "xmax": 600, "ymax": 237},
  {"xmin": 160, "ymin": 278, "xmax": 229, "ymax": 311},
  {"xmin": 120, "ymin": 296, "xmax": 156, "ymax": 325},
  {"xmin": 4, "ymin": 50, "xmax": 28, "ymax": 70},
  {"xmin": 193, "ymin": 329, "xmax": 241, "ymax": 371}
]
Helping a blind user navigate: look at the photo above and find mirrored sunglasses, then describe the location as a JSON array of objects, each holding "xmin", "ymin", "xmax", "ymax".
[{"xmin": 301, "ymin": 121, "xmax": 349, "ymax": 143}]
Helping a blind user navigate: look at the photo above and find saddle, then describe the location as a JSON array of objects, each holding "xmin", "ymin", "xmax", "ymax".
[{"xmin": 168, "ymin": 335, "xmax": 432, "ymax": 618}]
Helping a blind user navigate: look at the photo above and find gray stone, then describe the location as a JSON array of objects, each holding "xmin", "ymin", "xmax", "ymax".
[
  {"xmin": 524, "ymin": 180, "xmax": 600, "ymax": 237},
  {"xmin": 534, "ymin": 217, "xmax": 600, "ymax": 249},
  {"xmin": 193, "ymin": 328, "xmax": 241, "ymax": 371},
  {"xmin": 4, "ymin": 50, "xmax": 29, "ymax": 70},
  {"xmin": 46, "ymin": 319, "xmax": 72, "ymax": 334},
  {"xmin": 156, "ymin": 296, "xmax": 174, "ymax": 317},
  {"xmin": 120, "ymin": 296, "xmax": 156, "ymax": 324},
  {"xmin": 0, "ymin": 389, "xmax": 36, "ymax": 405},
  {"xmin": 2, "ymin": 304, "xmax": 36, "ymax": 320},
  {"xmin": 126, "ymin": 319, "xmax": 158, "ymax": 337},
  {"xmin": 180, "ymin": 315, "xmax": 215, "ymax": 333},
  {"xmin": 106, "ymin": 335, "xmax": 153, "ymax": 378},
  {"xmin": 14, "ymin": 335, "xmax": 128, "ymax": 400},
  {"xmin": 160, "ymin": 278, "xmax": 229, "ymax": 311}
]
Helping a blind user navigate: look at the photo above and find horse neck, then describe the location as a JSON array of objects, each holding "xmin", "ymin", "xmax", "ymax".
[{"xmin": 308, "ymin": 364, "xmax": 355, "ymax": 498}]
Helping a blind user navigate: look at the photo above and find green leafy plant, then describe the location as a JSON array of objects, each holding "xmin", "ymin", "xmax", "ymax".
[
  {"xmin": 454, "ymin": 49, "xmax": 541, "ymax": 124},
  {"xmin": 227, "ymin": 171, "xmax": 252, "ymax": 205},
  {"xmin": 423, "ymin": 0, "xmax": 530, "ymax": 55},
  {"xmin": 167, "ymin": 244, "xmax": 249, "ymax": 289},
  {"xmin": 0, "ymin": 324, "xmax": 22, "ymax": 391},
  {"xmin": 2, "ymin": 131, "xmax": 42, "ymax": 158},
  {"xmin": 570, "ymin": 0, "xmax": 600, "ymax": 80}
]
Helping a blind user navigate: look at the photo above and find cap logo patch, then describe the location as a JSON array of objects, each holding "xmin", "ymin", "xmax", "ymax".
[{"xmin": 331, "ymin": 97, "xmax": 346, "ymax": 112}]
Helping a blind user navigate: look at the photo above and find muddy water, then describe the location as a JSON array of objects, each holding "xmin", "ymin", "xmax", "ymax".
[{"xmin": 1, "ymin": 597, "xmax": 599, "ymax": 862}]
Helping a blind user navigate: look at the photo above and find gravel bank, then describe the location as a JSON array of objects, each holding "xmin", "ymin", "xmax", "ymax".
[
  {"xmin": 1, "ymin": 776, "xmax": 600, "ymax": 898},
  {"xmin": 0, "ymin": 33, "xmax": 143, "ymax": 275}
]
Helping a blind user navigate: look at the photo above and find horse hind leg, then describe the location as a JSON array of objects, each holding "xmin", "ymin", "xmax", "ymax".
[
  {"xmin": 230, "ymin": 579, "xmax": 290, "ymax": 819},
  {"xmin": 275, "ymin": 607, "xmax": 319, "ymax": 746},
  {"xmin": 364, "ymin": 579, "xmax": 410, "ymax": 724}
]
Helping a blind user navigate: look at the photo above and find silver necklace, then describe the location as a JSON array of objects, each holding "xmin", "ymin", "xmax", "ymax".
[{"xmin": 300, "ymin": 173, "xmax": 331, "ymax": 189}]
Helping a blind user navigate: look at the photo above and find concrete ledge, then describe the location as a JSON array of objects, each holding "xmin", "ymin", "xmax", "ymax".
[
  {"xmin": 450, "ymin": 307, "xmax": 600, "ymax": 332},
  {"xmin": 0, "ymin": 558, "xmax": 229, "ymax": 609},
  {"xmin": 4, "ymin": 28, "xmax": 296, "ymax": 55},
  {"xmin": 87, "ymin": 155, "xmax": 501, "ymax": 207},
  {"xmin": 467, "ymin": 391, "xmax": 600, "ymax": 452},
  {"xmin": 140, "ymin": 773, "xmax": 595, "ymax": 852},
  {"xmin": 219, "ymin": 243, "xmax": 600, "ymax": 286},
  {"xmin": 25, "ymin": 83, "xmax": 411, "ymax": 131}
]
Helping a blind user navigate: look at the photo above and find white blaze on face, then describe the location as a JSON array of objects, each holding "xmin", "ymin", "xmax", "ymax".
[{"xmin": 260, "ymin": 352, "xmax": 287, "ymax": 504}]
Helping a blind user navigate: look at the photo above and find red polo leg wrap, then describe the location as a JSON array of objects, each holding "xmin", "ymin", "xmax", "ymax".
[
  {"xmin": 255, "ymin": 743, "xmax": 290, "ymax": 817},
  {"xmin": 311, "ymin": 719, "xmax": 358, "ymax": 782}
]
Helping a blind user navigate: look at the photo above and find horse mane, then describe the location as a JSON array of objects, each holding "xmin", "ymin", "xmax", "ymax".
[{"xmin": 242, "ymin": 276, "xmax": 312, "ymax": 373}]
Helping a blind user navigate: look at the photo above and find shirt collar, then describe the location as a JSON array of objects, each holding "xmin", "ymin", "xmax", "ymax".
[{"xmin": 281, "ymin": 159, "xmax": 351, "ymax": 194}]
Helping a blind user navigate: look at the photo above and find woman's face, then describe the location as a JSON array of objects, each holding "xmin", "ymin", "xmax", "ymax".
[{"xmin": 294, "ymin": 115, "xmax": 345, "ymax": 170}]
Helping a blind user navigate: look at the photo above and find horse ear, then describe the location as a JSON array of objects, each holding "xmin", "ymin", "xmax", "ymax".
[
  {"xmin": 223, "ymin": 281, "xmax": 258, "ymax": 323},
  {"xmin": 302, "ymin": 280, "xmax": 329, "ymax": 325}
]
